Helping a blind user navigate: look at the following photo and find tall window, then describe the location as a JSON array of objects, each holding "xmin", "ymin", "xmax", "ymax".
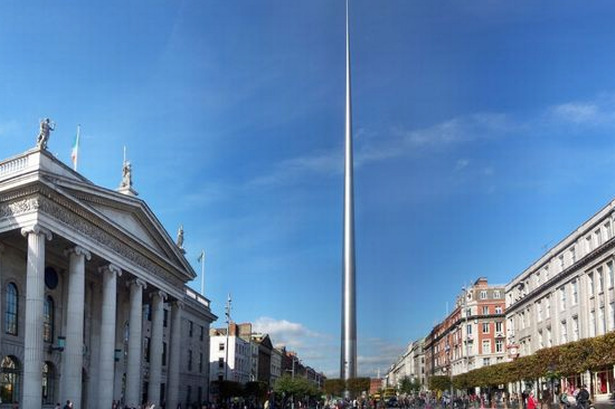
[
  {"xmin": 572, "ymin": 316, "xmax": 579, "ymax": 341},
  {"xmin": 545, "ymin": 296, "xmax": 551, "ymax": 318},
  {"xmin": 162, "ymin": 342, "xmax": 167, "ymax": 366},
  {"xmin": 538, "ymin": 330, "xmax": 544, "ymax": 348},
  {"xmin": 560, "ymin": 320, "xmax": 567, "ymax": 344},
  {"xmin": 43, "ymin": 296, "xmax": 54, "ymax": 343},
  {"xmin": 588, "ymin": 273, "xmax": 595, "ymax": 297},
  {"xmin": 482, "ymin": 340, "xmax": 491, "ymax": 354},
  {"xmin": 572, "ymin": 280, "xmax": 579, "ymax": 305},
  {"xmin": 199, "ymin": 353, "xmax": 203, "ymax": 373},
  {"xmin": 546, "ymin": 327, "xmax": 552, "ymax": 347},
  {"xmin": 495, "ymin": 321, "xmax": 503, "ymax": 333},
  {"xmin": 493, "ymin": 290, "xmax": 501, "ymax": 299},
  {"xmin": 189, "ymin": 321, "xmax": 193, "ymax": 337},
  {"xmin": 0, "ymin": 356, "xmax": 20, "ymax": 403},
  {"xmin": 559, "ymin": 255, "xmax": 565, "ymax": 272},
  {"xmin": 482, "ymin": 306, "xmax": 489, "ymax": 315},
  {"xmin": 590, "ymin": 310, "xmax": 596, "ymax": 337},
  {"xmin": 599, "ymin": 306, "xmax": 606, "ymax": 334},
  {"xmin": 42, "ymin": 361, "xmax": 55, "ymax": 404},
  {"xmin": 570, "ymin": 247, "xmax": 577, "ymax": 264},
  {"xmin": 482, "ymin": 322, "xmax": 489, "ymax": 333},
  {"xmin": 608, "ymin": 262, "xmax": 614, "ymax": 289},
  {"xmin": 495, "ymin": 339, "xmax": 504, "ymax": 353},
  {"xmin": 480, "ymin": 290, "xmax": 487, "ymax": 300},
  {"xmin": 188, "ymin": 349, "xmax": 193, "ymax": 371},
  {"xmin": 5, "ymin": 284, "xmax": 18, "ymax": 336},
  {"xmin": 559, "ymin": 287, "xmax": 566, "ymax": 311},
  {"xmin": 495, "ymin": 305, "xmax": 502, "ymax": 314}
]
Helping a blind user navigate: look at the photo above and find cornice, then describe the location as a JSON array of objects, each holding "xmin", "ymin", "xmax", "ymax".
[
  {"xmin": 0, "ymin": 184, "xmax": 190, "ymax": 287},
  {"xmin": 506, "ymin": 237, "xmax": 615, "ymax": 315}
]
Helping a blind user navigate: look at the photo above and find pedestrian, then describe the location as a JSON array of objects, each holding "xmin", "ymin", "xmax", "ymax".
[
  {"xmin": 55, "ymin": 403, "xmax": 61, "ymax": 409},
  {"xmin": 576, "ymin": 385, "xmax": 589, "ymax": 409},
  {"xmin": 527, "ymin": 392, "xmax": 537, "ymax": 409},
  {"xmin": 63, "ymin": 401, "xmax": 73, "ymax": 409}
]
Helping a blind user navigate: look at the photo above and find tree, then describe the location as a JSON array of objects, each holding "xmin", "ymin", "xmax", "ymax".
[
  {"xmin": 347, "ymin": 378, "xmax": 371, "ymax": 397},
  {"xmin": 399, "ymin": 376, "xmax": 421, "ymax": 395},
  {"xmin": 274, "ymin": 375, "xmax": 321, "ymax": 401},
  {"xmin": 244, "ymin": 381, "xmax": 269, "ymax": 402},
  {"xmin": 428, "ymin": 375, "xmax": 451, "ymax": 392},
  {"xmin": 324, "ymin": 379, "xmax": 346, "ymax": 397}
]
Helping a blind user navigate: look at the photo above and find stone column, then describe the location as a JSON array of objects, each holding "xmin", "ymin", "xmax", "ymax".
[
  {"xmin": 98, "ymin": 264, "xmax": 122, "ymax": 409},
  {"xmin": 148, "ymin": 290, "xmax": 166, "ymax": 405},
  {"xmin": 21, "ymin": 224, "xmax": 52, "ymax": 409},
  {"xmin": 62, "ymin": 245, "xmax": 91, "ymax": 406},
  {"xmin": 167, "ymin": 301, "xmax": 183, "ymax": 409},
  {"xmin": 126, "ymin": 278, "xmax": 146, "ymax": 407}
]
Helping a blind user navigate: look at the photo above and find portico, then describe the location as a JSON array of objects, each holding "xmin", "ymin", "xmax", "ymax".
[{"xmin": 0, "ymin": 147, "xmax": 215, "ymax": 408}]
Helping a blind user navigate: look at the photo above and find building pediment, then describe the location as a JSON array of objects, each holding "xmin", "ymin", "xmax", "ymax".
[{"xmin": 0, "ymin": 149, "xmax": 196, "ymax": 285}]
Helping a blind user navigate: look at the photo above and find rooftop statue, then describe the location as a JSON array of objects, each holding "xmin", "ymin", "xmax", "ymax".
[
  {"xmin": 120, "ymin": 161, "xmax": 132, "ymax": 189},
  {"xmin": 177, "ymin": 225, "xmax": 184, "ymax": 249},
  {"xmin": 36, "ymin": 118, "xmax": 55, "ymax": 150}
]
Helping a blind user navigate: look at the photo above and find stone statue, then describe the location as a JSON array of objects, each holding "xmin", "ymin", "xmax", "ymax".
[
  {"xmin": 121, "ymin": 161, "xmax": 132, "ymax": 188},
  {"xmin": 177, "ymin": 225, "xmax": 184, "ymax": 249},
  {"xmin": 36, "ymin": 118, "xmax": 55, "ymax": 150}
]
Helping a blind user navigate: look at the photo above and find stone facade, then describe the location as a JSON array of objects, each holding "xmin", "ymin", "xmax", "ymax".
[{"xmin": 0, "ymin": 148, "xmax": 216, "ymax": 409}]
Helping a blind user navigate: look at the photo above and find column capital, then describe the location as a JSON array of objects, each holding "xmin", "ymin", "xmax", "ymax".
[
  {"xmin": 98, "ymin": 263, "xmax": 122, "ymax": 277},
  {"xmin": 171, "ymin": 300, "xmax": 184, "ymax": 310},
  {"xmin": 64, "ymin": 245, "xmax": 92, "ymax": 261},
  {"xmin": 20, "ymin": 224, "xmax": 52, "ymax": 241},
  {"xmin": 151, "ymin": 290, "xmax": 167, "ymax": 301},
  {"xmin": 127, "ymin": 278, "xmax": 147, "ymax": 291}
]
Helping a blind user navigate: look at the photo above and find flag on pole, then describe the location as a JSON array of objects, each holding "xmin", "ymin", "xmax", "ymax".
[
  {"xmin": 197, "ymin": 250, "xmax": 205, "ymax": 263},
  {"xmin": 71, "ymin": 125, "xmax": 80, "ymax": 171}
]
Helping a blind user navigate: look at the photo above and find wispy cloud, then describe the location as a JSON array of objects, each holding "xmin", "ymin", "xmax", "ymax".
[
  {"xmin": 547, "ymin": 94, "xmax": 615, "ymax": 125},
  {"xmin": 253, "ymin": 317, "xmax": 406, "ymax": 378}
]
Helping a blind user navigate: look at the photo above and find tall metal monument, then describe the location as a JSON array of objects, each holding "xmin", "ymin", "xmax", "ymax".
[{"xmin": 341, "ymin": 0, "xmax": 357, "ymax": 381}]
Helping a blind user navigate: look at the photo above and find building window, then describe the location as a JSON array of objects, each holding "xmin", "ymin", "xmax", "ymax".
[
  {"xmin": 495, "ymin": 305, "xmax": 502, "ymax": 314},
  {"xmin": 482, "ymin": 322, "xmax": 489, "ymax": 333},
  {"xmin": 588, "ymin": 273, "xmax": 595, "ymax": 297},
  {"xmin": 42, "ymin": 361, "xmax": 55, "ymax": 404},
  {"xmin": 570, "ymin": 247, "xmax": 576, "ymax": 264},
  {"xmin": 199, "ymin": 352, "xmax": 203, "ymax": 373},
  {"xmin": 482, "ymin": 340, "xmax": 491, "ymax": 354},
  {"xmin": 598, "ymin": 267, "xmax": 604, "ymax": 294},
  {"xmin": 144, "ymin": 337, "xmax": 151, "ymax": 363},
  {"xmin": 560, "ymin": 321, "xmax": 567, "ymax": 344},
  {"xmin": 5, "ymin": 284, "xmax": 18, "ymax": 336},
  {"xmin": 559, "ymin": 255, "xmax": 565, "ymax": 271},
  {"xmin": 596, "ymin": 228, "xmax": 603, "ymax": 246},
  {"xmin": 188, "ymin": 349, "xmax": 193, "ymax": 371},
  {"xmin": 586, "ymin": 236, "xmax": 593, "ymax": 253},
  {"xmin": 162, "ymin": 342, "xmax": 167, "ymax": 366},
  {"xmin": 599, "ymin": 306, "xmax": 606, "ymax": 335},
  {"xmin": 538, "ymin": 330, "xmax": 544, "ymax": 348},
  {"xmin": 545, "ymin": 296, "xmax": 551, "ymax": 318},
  {"xmin": 218, "ymin": 357, "xmax": 224, "ymax": 369},
  {"xmin": 0, "ymin": 356, "xmax": 20, "ymax": 403},
  {"xmin": 546, "ymin": 327, "xmax": 552, "ymax": 347},
  {"xmin": 466, "ymin": 324, "xmax": 472, "ymax": 335},
  {"xmin": 495, "ymin": 321, "xmax": 503, "ymax": 333},
  {"xmin": 480, "ymin": 290, "xmax": 487, "ymax": 300},
  {"xmin": 572, "ymin": 316, "xmax": 579, "ymax": 341},
  {"xmin": 544, "ymin": 266, "xmax": 550, "ymax": 280},
  {"xmin": 200, "ymin": 325, "xmax": 204, "ymax": 341},
  {"xmin": 493, "ymin": 290, "xmax": 501, "ymax": 299},
  {"xmin": 559, "ymin": 287, "xmax": 566, "ymax": 311},
  {"xmin": 605, "ymin": 221, "xmax": 612, "ymax": 240},
  {"xmin": 189, "ymin": 321, "xmax": 193, "ymax": 337},
  {"xmin": 43, "ymin": 296, "xmax": 54, "ymax": 343},
  {"xmin": 144, "ymin": 304, "xmax": 151, "ymax": 321},
  {"xmin": 537, "ymin": 301, "xmax": 543, "ymax": 322},
  {"xmin": 495, "ymin": 339, "xmax": 504, "ymax": 353},
  {"xmin": 163, "ymin": 309, "xmax": 168, "ymax": 328},
  {"xmin": 572, "ymin": 280, "xmax": 579, "ymax": 305},
  {"xmin": 590, "ymin": 310, "xmax": 596, "ymax": 337},
  {"xmin": 608, "ymin": 262, "xmax": 614, "ymax": 289},
  {"xmin": 219, "ymin": 343, "xmax": 225, "ymax": 351},
  {"xmin": 482, "ymin": 306, "xmax": 489, "ymax": 315}
]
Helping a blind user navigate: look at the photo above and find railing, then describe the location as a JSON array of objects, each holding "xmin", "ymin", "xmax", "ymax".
[
  {"xmin": 0, "ymin": 155, "xmax": 30, "ymax": 177},
  {"xmin": 185, "ymin": 287, "xmax": 211, "ymax": 308}
]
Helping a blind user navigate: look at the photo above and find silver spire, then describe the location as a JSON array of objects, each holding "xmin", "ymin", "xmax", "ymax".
[{"xmin": 341, "ymin": 0, "xmax": 357, "ymax": 381}]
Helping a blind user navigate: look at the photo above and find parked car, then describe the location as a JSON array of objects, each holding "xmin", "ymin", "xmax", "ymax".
[{"xmin": 589, "ymin": 393, "xmax": 615, "ymax": 409}]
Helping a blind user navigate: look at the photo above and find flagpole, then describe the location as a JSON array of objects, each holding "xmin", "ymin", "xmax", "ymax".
[
  {"xmin": 73, "ymin": 124, "xmax": 81, "ymax": 171},
  {"xmin": 199, "ymin": 250, "xmax": 206, "ymax": 295}
]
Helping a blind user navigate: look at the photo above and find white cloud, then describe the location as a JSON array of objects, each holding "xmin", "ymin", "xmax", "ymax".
[
  {"xmin": 455, "ymin": 159, "xmax": 470, "ymax": 172},
  {"xmin": 253, "ymin": 317, "xmax": 327, "ymax": 350},
  {"xmin": 550, "ymin": 102, "xmax": 600, "ymax": 124}
]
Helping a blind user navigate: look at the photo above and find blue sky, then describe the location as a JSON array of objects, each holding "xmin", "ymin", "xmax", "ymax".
[{"xmin": 2, "ymin": 1, "xmax": 615, "ymax": 378}]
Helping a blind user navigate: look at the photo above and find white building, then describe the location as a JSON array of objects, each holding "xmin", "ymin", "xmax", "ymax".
[
  {"xmin": 384, "ymin": 338, "xmax": 426, "ymax": 391},
  {"xmin": 506, "ymin": 198, "xmax": 615, "ymax": 398},
  {"xmin": 209, "ymin": 327, "xmax": 252, "ymax": 385},
  {"xmin": 0, "ymin": 145, "xmax": 216, "ymax": 408}
]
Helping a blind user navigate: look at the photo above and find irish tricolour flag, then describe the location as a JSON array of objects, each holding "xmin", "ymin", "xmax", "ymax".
[{"xmin": 71, "ymin": 125, "xmax": 80, "ymax": 171}]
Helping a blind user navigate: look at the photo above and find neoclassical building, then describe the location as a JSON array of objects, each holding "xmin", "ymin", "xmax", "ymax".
[
  {"xmin": 0, "ymin": 145, "xmax": 216, "ymax": 408},
  {"xmin": 506, "ymin": 198, "xmax": 615, "ymax": 398}
]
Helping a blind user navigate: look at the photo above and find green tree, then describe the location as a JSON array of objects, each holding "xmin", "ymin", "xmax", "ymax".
[
  {"xmin": 274, "ymin": 375, "xmax": 321, "ymax": 401},
  {"xmin": 324, "ymin": 379, "xmax": 346, "ymax": 397},
  {"xmin": 428, "ymin": 375, "xmax": 451, "ymax": 392},
  {"xmin": 347, "ymin": 378, "xmax": 371, "ymax": 397},
  {"xmin": 399, "ymin": 376, "xmax": 421, "ymax": 395}
]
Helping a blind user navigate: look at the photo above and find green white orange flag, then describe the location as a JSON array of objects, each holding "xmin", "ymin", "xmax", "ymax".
[{"xmin": 71, "ymin": 125, "xmax": 80, "ymax": 171}]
